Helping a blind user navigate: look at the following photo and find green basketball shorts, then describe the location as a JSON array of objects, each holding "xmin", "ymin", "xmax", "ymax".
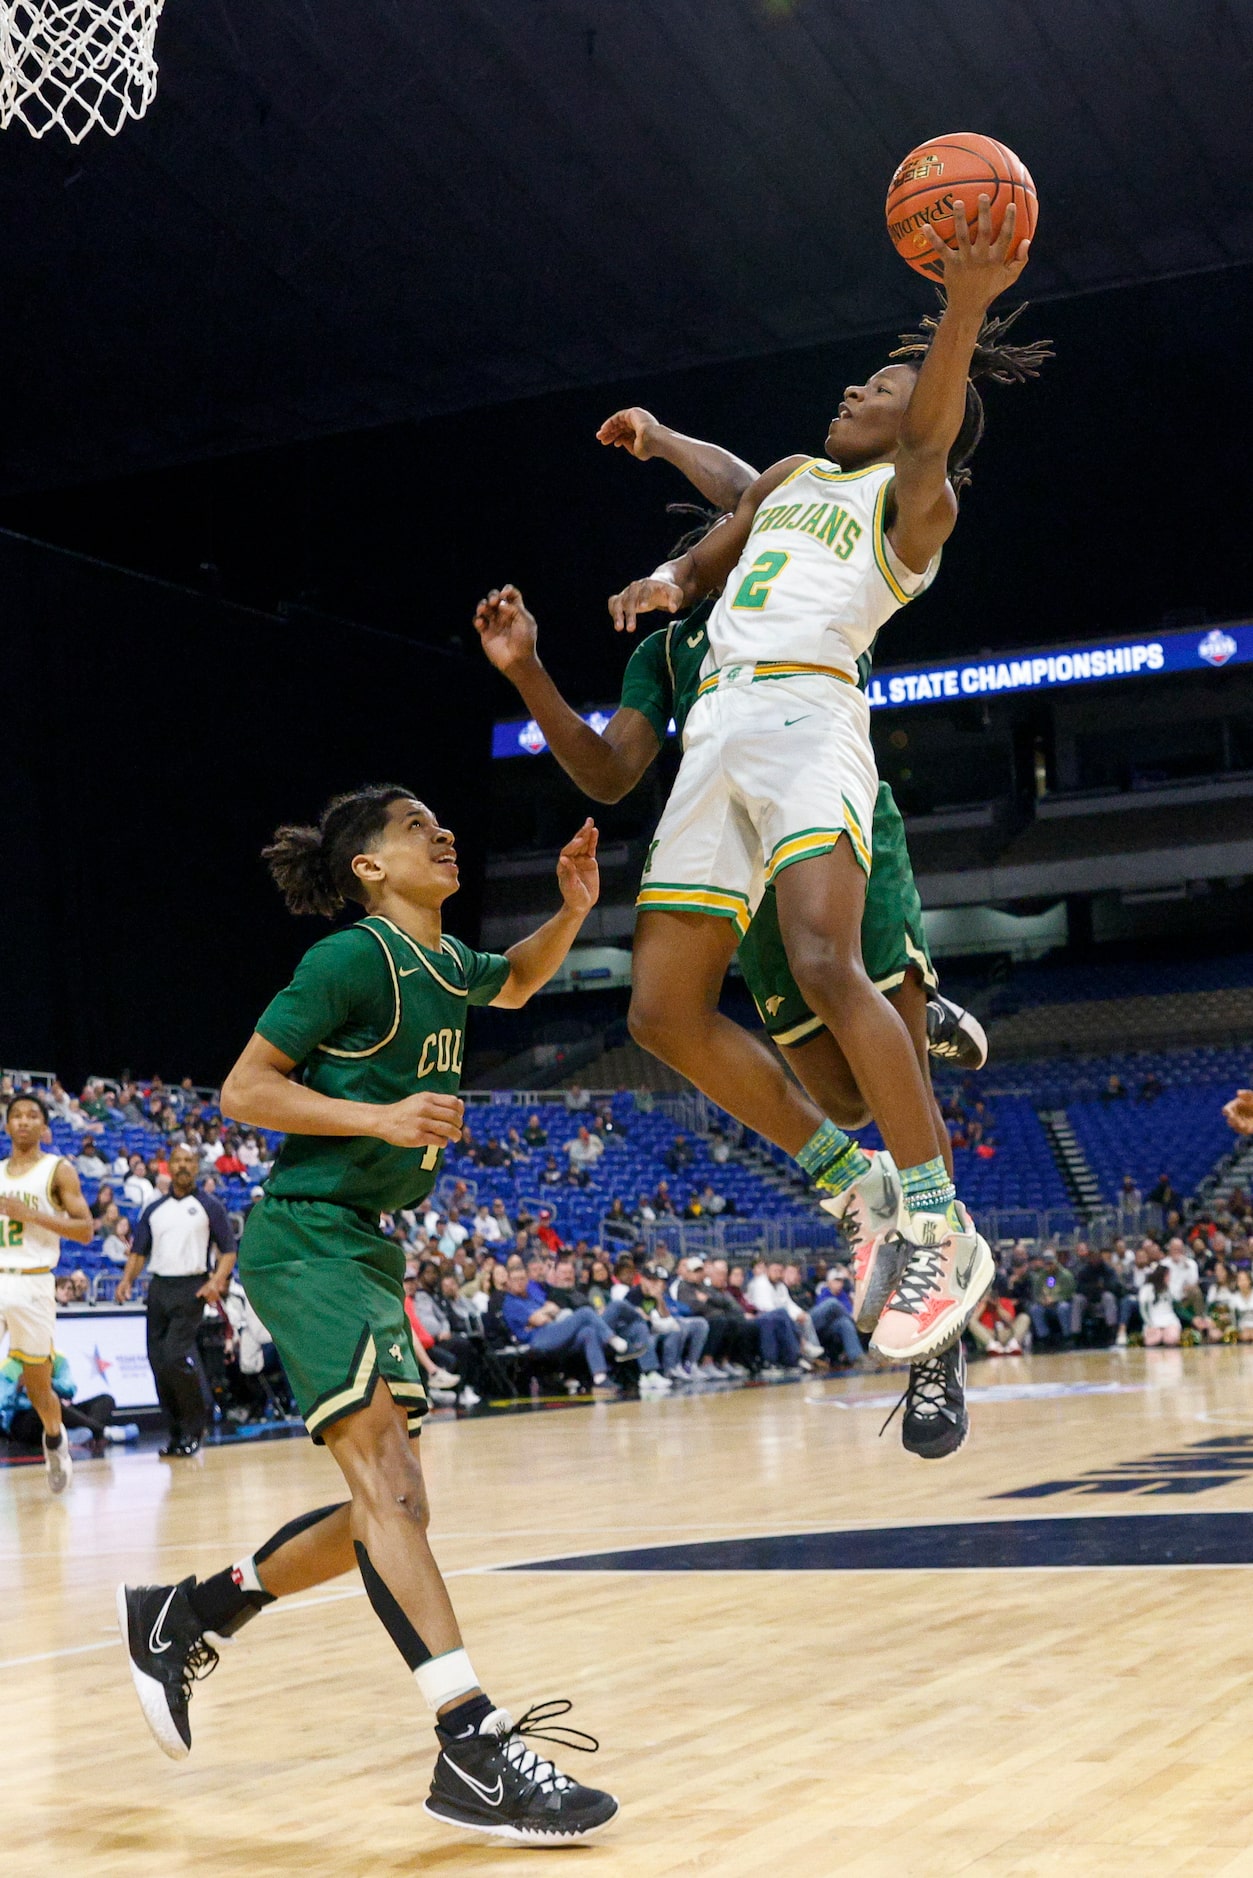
[
  {"xmin": 737, "ymin": 790, "xmax": 936, "ymax": 1047},
  {"xmin": 237, "ymin": 1196, "xmax": 427, "ymax": 1444}
]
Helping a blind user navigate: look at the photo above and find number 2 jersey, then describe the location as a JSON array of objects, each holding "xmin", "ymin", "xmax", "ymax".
[
  {"xmin": 705, "ymin": 459, "xmax": 939, "ymax": 680},
  {"xmin": 255, "ymin": 916, "xmax": 509, "ymax": 1215}
]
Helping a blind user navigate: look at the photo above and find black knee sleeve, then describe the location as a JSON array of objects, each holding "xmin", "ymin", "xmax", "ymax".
[
  {"xmin": 354, "ymin": 1540, "xmax": 432, "ymax": 1671},
  {"xmin": 254, "ymin": 1501, "xmax": 348, "ymax": 1566}
]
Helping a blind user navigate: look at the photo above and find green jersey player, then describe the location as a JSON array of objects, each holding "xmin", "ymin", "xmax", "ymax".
[{"xmin": 118, "ymin": 786, "xmax": 618, "ymax": 1847}]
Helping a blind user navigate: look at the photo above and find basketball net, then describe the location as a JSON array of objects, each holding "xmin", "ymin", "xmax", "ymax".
[{"xmin": 0, "ymin": 0, "xmax": 164, "ymax": 143}]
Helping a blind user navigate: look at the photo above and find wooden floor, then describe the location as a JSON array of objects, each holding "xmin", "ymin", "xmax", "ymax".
[{"xmin": 8, "ymin": 1347, "xmax": 1253, "ymax": 1876}]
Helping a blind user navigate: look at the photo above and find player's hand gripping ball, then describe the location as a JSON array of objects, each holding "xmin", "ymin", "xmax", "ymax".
[{"xmin": 886, "ymin": 133, "xmax": 1037, "ymax": 279}]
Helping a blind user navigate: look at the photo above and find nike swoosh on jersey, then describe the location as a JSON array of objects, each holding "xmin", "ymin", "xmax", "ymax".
[
  {"xmin": 448, "ymin": 1760, "xmax": 505, "ymax": 1807},
  {"xmin": 783, "ymin": 715, "xmax": 810, "ymax": 726},
  {"xmin": 397, "ymin": 966, "xmax": 425, "ymax": 977},
  {"xmin": 148, "ymin": 1586, "xmax": 179, "ymax": 1655}
]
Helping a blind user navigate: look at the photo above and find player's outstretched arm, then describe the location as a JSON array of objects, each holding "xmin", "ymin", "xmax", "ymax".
[
  {"xmin": 608, "ymin": 455, "xmax": 807, "ymax": 632},
  {"xmin": 596, "ymin": 407, "xmax": 760, "ymax": 512},
  {"xmin": 1223, "ymin": 1089, "xmax": 1253, "ymax": 1135},
  {"xmin": 492, "ymin": 820, "xmax": 600, "ymax": 1008},
  {"xmin": 474, "ymin": 585, "xmax": 660, "ymax": 802},
  {"xmin": 889, "ymin": 194, "xmax": 1030, "ymax": 572},
  {"xmin": 221, "ymin": 1035, "xmax": 464, "ymax": 1149}
]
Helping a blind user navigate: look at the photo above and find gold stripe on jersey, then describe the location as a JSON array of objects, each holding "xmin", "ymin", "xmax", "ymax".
[
  {"xmin": 772, "ymin": 1013, "xmax": 825, "ymax": 1047},
  {"xmin": 808, "ymin": 461, "xmax": 890, "ymax": 483},
  {"xmin": 317, "ymin": 926, "xmax": 403, "ymax": 1059},
  {"xmin": 773, "ymin": 457, "xmax": 816, "ymax": 492},
  {"xmin": 871, "ymin": 475, "xmax": 912, "ymax": 606},
  {"xmin": 372, "ymin": 918, "xmax": 467, "ymax": 998}
]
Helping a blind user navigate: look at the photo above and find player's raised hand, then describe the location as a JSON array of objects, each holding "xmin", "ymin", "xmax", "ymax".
[
  {"xmin": 607, "ymin": 576, "xmax": 684, "ymax": 634},
  {"xmin": 473, "ymin": 584, "xmax": 539, "ymax": 673},
  {"xmin": 556, "ymin": 818, "xmax": 600, "ymax": 917},
  {"xmin": 1223, "ymin": 1090, "xmax": 1253, "ymax": 1136},
  {"xmin": 596, "ymin": 407, "xmax": 660, "ymax": 460},
  {"xmin": 921, "ymin": 194, "xmax": 1029, "ymax": 316},
  {"xmin": 375, "ymin": 1092, "xmax": 465, "ymax": 1149}
]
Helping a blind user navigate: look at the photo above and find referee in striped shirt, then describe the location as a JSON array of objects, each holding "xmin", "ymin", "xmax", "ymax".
[{"xmin": 117, "ymin": 1143, "xmax": 237, "ymax": 1457}]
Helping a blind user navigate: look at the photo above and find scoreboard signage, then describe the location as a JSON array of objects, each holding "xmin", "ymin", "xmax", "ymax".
[{"xmin": 491, "ymin": 621, "xmax": 1253, "ymax": 758}]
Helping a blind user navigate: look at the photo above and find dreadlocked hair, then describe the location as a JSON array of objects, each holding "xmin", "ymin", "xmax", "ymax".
[
  {"xmin": 890, "ymin": 300, "xmax": 1053, "ymax": 492},
  {"xmin": 262, "ymin": 784, "xmax": 417, "ymax": 917},
  {"xmin": 665, "ymin": 501, "xmax": 729, "ymax": 558}
]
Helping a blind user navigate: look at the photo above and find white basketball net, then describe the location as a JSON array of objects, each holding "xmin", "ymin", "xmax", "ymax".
[{"xmin": 0, "ymin": 0, "xmax": 164, "ymax": 143}]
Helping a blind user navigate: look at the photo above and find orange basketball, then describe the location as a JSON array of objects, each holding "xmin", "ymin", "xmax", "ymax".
[{"xmin": 885, "ymin": 133, "xmax": 1038, "ymax": 280}]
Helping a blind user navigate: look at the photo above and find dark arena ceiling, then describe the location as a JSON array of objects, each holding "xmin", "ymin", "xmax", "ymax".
[{"xmin": 1, "ymin": 0, "xmax": 1249, "ymax": 494}]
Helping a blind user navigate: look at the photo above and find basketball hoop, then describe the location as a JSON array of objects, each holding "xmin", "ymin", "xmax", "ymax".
[{"xmin": 0, "ymin": 0, "xmax": 164, "ymax": 143}]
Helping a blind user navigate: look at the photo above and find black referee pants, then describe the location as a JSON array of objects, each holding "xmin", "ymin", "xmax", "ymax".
[{"xmin": 146, "ymin": 1274, "xmax": 211, "ymax": 1442}]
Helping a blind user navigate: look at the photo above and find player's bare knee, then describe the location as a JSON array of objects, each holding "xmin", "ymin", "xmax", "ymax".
[
  {"xmin": 628, "ymin": 990, "xmax": 681, "ymax": 1061},
  {"xmin": 786, "ymin": 937, "xmax": 863, "ymax": 1016},
  {"xmin": 354, "ymin": 1449, "xmax": 430, "ymax": 1529}
]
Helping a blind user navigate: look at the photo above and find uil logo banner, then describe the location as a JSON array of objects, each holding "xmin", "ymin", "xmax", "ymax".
[{"xmin": 1198, "ymin": 628, "xmax": 1237, "ymax": 667}]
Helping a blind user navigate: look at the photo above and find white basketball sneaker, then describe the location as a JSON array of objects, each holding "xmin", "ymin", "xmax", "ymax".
[
  {"xmin": 818, "ymin": 1150, "xmax": 909, "ymax": 1332},
  {"xmin": 44, "ymin": 1428, "xmax": 73, "ymax": 1494}
]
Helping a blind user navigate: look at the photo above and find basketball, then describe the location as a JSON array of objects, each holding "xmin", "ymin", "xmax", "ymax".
[{"xmin": 886, "ymin": 132, "xmax": 1038, "ymax": 279}]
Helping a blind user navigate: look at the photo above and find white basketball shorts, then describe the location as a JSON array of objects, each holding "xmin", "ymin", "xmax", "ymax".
[
  {"xmin": 636, "ymin": 664, "xmax": 877, "ymax": 934},
  {"xmin": 0, "ymin": 1269, "xmax": 57, "ymax": 1363}
]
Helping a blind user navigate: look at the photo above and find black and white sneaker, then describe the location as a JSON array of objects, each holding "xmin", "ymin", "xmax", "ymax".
[
  {"xmin": 884, "ymin": 1343, "xmax": 969, "ymax": 1461},
  {"xmin": 426, "ymin": 1699, "xmax": 618, "ymax": 1845},
  {"xmin": 116, "ymin": 1577, "xmax": 219, "ymax": 1759},
  {"xmin": 926, "ymin": 994, "xmax": 988, "ymax": 1071}
]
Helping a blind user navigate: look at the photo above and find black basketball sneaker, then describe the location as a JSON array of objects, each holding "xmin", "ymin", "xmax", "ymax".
[
  {"xmin": 116, "ymin": 1577, "xmax": 219, "ymax": 1759},
  {"xmin": 426, "ymin": 1699, "xmax": 618, "ymax": 1844},
  {"xmin": 890, "ymin": 1342, "xmax": 970, "ymax": 1461},
  {"xmin": 926, "ymin": 994, "xmax": 988, "ymax": 1071}
]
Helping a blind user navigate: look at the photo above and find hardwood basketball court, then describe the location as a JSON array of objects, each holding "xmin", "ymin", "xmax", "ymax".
[{"xmin": 7, "ymin": 1347, "xmax": 1253, "ymax": 1877}]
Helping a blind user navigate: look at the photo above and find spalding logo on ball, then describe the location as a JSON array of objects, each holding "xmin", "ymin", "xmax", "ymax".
[{"xmin": 886, "ymin": 133, "xmax": 1037, "ymax": 278}]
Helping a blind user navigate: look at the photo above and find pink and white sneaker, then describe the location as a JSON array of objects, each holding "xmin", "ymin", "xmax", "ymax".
[
  {"xmin": 818, "ymin": 1151, "xmax": 908, "ymax": 1332},
  {"xmin": 869, "ymin": 1202, "xmax": 994, "ymax": 1364}
]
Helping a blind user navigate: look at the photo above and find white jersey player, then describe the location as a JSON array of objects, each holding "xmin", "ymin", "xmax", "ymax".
[
  {"xmin": 0, "ymin": 1093, "xmax": 94, "ymax": 1490},
  {"xmin": 608, "ymin": 199, "xmax": 1046, "ymax": 1440}
]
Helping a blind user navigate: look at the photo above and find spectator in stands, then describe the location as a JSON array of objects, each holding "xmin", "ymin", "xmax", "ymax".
[
  {"xmin": 75, "ymin": 1135, "xmax": 107, "ymax": 1179},
  {"xmin": 1194, "ymin": 1261, "xmax": 1237, "ymax": 1343},
  {"xmin": 1119, "ymin": 1175, "xmax": 1142, "ymax": 1216},
  {"xmin": 102, "ymin": 1215, "xmax": 134, "ymax": 1266},
  {"xmin": 565, "ymin": 1125, "xmax": 604, "ymax": 1177},
  {"xmin": 632, "ymin": 1193, "xmax": 656, "ymax": 1225},
  {"xmin": 523, "ymin": 1112, "xmax": 548, "ymax": 1147},
  {"xmin": 714, "ymin": 1258, "xmax": 798, "ymax": 1375},
  {"xmin": 1029, "ymin": 1253, "xmax": 1076, "ymax": 1347},
  {"xmin": 652, "ymin": 1180, "xmax": 676, "ymax": 1217},
  {"xmin": 665, "ymin": 1134, "xmax": 694, "ymax": 1175},
  {"xmin": 564, "ymin": 1083, "xmax": 588, "ymax": 1113},
  {"xmin": 1230, "ymin": 1269, "xmax": 1253, "ymax": 1343},
  {"xmin": 1139, "ymin": 1266, "xmax": 1181, "ymax": 1346},
  {"xmin": 631, "ymin": 1265, "xmax": 708, "ymax": 1380},
  {"xmin": 499, "ymin": 1263, "xmax": 621, "ymax": 1389},
  {"xmin": 546, "ymin": 1254, "xmax": 656, "ymax": 1375},
  {"xmin": 1163, "ymin": 1238, "xmax": 1202, "ymax": 1320},
  {"xmin": 668, "ymin": 1255, "xmax": 744, "ymax": 1378},
  {"xmin": 708, "ymin": 1126, "xmax": 733, "ymax": 1167},
  {"xmin": 0, "ymin": 1350, "xmax": 117, "ymax": 1458},
  {"xmin": 473, "ymin": 1202, "xmax": 502, "ymax": 1246},
  {"xmin": 1148, "ymin": 1173, "xmax": 1179, "ymax": 1211},
  {"xmin": 408, "ymin": 1262, "xmax": 486, "ymax": 1407},
  {"xmin": 536, "ymin": 1208, "xmax": 564, "ymax": 1254},
  {"xmin": 747, "ymin": 1260, "xmax": 822, "ymax": 1364},
  {"xmin": 505, "ymin": 1126, "xmax": 527, "ymax": 1163},
  {"xmin": 810, "ymin": 1267, "xmax": 865, "ymax": 1368},
  {"xmin": 1101, "ymin": 1074, "xmax": 1128, "ymax": 1103},
  {"xmin": 90, "ymin": 1182, "xmax": 117, "ymax": 1221},
  {"xmin": 1140, "ymin": 1070, "xmax": 1164, "ymax": 1103},
  {"xmin": 123, "ymin": 1153, "xmax": 156, "ymax": 1212},
  {"xmin": 541, "ymin": 1155, "xmax": 564, "ymax": 1187},
  {"xmin": 697, "ymin": 1181, "xmax": 728, "ymax": 1217},
  {"xmin": 1071, "ymin": 1245, "xmax": 1123, "ymax": 1344}
]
